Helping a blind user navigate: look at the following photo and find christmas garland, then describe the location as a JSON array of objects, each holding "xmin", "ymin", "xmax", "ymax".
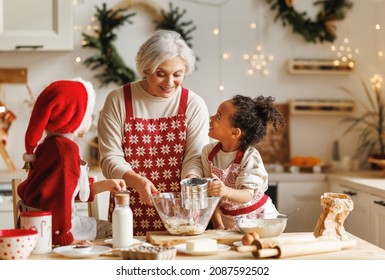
[
  {"xmin": 266, "ymin": 0, "xmax": 353, "ymax": 43},
  {"xmin": 82, "ymin": 2, "xmax": 197, "ymax": 87}
]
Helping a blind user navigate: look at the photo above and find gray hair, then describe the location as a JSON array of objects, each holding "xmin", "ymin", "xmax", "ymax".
[{"xmin": 136, "ymin": 30, "xmax": 196, "ymax": 76}]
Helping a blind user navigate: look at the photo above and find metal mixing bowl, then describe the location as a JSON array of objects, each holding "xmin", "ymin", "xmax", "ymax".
[{"xmin": 236, "ymin": 212, "xmax": 287, "ymax": 238}]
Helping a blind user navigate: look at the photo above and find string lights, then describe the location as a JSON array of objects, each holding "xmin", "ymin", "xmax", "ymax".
[
  {"xmin": 243, "ymin": 6, "xmax": 274, "ymax": 76},
  {"xmin": 330, "ymin": 37, "xmax": 358, "ymax": 69},
  {"xmin": 243, "ymin": 44, "xmax": 274, "ymax": 76},
  {"xmin": 370, "ymin": 0, "xmax": 383, "ymax": 89},
  {"xmin": 72, "ymin": 0, "xmax": 98, "ymax": 65}
]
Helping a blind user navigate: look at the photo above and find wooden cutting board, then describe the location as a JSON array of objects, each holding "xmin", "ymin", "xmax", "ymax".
[{"xmin": 146, "ymin": 230, "xmax": 243, "ymax": 246}]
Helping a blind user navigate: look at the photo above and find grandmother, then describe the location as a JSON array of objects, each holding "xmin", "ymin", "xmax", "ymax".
[{"xmin": 98, "ymin": 30, "xmax": 210, "ymax": 236}]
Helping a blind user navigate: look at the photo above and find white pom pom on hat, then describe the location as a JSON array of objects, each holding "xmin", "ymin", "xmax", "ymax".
[{"xmin": 23, "ymin": 78, "xmax": 96, "ymax": 163}]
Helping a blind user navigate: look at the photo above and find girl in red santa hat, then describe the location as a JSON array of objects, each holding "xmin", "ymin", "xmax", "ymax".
[{"xmin": 18, "ymin": 78, "xmax": 126, "ymax": 246}]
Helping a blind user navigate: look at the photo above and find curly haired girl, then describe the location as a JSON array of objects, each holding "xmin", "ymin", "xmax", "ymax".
[{"xmin": 202, "ymin": 94, "xmax": 286, "ymax": 230}]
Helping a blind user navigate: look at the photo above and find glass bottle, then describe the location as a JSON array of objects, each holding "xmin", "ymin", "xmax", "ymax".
[{"xmin": 112, "ymin": 192, "xmax": 133, "ymax": 248}]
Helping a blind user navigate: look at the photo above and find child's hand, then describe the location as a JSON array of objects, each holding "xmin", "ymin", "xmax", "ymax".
[
  {"xmin": 92, "ymin": 179, "xmax": 126, "ymax": 195},
  {"xmin": 107, "ymin": 179, "xmax": 127, "ymax": 194},
  {"xmin": 207, "ymin": 175, "xmax": 228, "ymax": 198},
  {"xmin": 71, "ymin": 239, "xmax": 93, "ymax": 245}
]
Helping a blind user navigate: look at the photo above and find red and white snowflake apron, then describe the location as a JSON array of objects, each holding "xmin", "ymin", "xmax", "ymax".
[
  {"xmin": 208, "ymin": 142, "xmax": 268, "ymax": 229},
  {"xmin": 108, "ymin": 84, "xmax": 188, "ymax": 236}
]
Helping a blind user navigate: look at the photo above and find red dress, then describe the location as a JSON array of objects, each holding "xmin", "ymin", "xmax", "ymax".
[{"xmin": 108, "ymin": 84, "xmax": 188, "ymax": 236}]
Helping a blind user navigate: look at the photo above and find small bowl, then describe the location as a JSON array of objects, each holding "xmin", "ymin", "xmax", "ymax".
[
  {"xmin": 236, "ymin": 213, "xmax": 287, "ymax": 238},
  {"xmin": 72, "ymin": 244, "xmax": 93, "ymax": 254},
  {"xmin": 0, "ymin": 229, "xmax": 38, "ymax": 260}
]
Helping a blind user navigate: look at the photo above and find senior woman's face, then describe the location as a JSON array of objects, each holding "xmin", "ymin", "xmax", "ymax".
[{"xmin": 143, "ymin": 57, "xmax": 186, "ymax": 98}]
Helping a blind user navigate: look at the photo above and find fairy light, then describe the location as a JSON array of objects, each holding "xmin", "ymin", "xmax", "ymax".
[
  {"xmin": 375, "ymin": 23, "xmax": 383, "ymax": 58},
  {"xmin": 213, "ymin": 28, "xmax": 219, "ymax": 35},
  {"xmin": 244, "ymin": 5, "xmax": 274, "ymax": 77},
  {"xmin": 75, "ymin": 57, "xmax": 82, "ymax": 63},
  {"xmin": 244, "ymin": 45, "xmax": 274, "ymax": 76},
  {"xmin": 371, "ymin": 74, "xmax": 383, "ymax": 92},
  {"xmin": 331, "ymin": 37, "xmax": 358, "ymax": 68}
]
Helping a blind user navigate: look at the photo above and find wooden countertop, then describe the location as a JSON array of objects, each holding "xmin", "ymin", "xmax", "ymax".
[{"xmin": 26, "ymin": 232, "xmax": 385, "ymax": 260}]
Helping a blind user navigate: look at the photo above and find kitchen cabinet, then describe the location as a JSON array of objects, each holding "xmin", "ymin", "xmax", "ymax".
[
  {"xmin": 370, "ymin": 194, "xmax": 385, "ymax": 249},
  {"xmin": 0, "ymin": 185, "xmax": 13, "ymax": 229},
  {"xmin": 329, "ymin": 182, "xmax": 373, "ymax": 243},
  {"xmin": 0, "ymin": 0, "xmax": 73, "ymax": 51},
  {"xmin": 277, "ymin": 181, "xmax": 327, "ymax": 232}
]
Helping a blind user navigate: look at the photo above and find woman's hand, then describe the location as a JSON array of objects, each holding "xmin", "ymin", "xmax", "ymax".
[
  {"xmin": 135, "ymin": 176, "xmax": 159, "ymax": 206},
  {"xmin": 123, "ymin": 170, "xmax": 158, "ymax": 206}
]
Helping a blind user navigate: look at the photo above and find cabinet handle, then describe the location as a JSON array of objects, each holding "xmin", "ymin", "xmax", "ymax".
[
  {"xmin": 342, "ymin": 191, "xmax": 357, "ymax": 196},
  {"xmin": 15, "ymin": 45, "xmax": 43, "ymax": 50},
  {"xmin": 374, "ymin": 200, "xmax": 385, "ymax": 207}
]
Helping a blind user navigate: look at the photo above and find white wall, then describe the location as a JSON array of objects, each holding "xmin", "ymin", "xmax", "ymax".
[{"xmin": 0, "ymin": 0, "xmax": 383, "ymax": 170}]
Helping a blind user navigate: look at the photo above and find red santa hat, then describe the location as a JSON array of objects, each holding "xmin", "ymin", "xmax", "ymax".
[{"xmin": 22, "ymin": 78, "xmax": 96, "ymax": 163}]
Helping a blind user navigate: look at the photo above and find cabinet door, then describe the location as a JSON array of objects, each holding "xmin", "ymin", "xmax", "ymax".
[
  {"xmin": 0, "ymin": 0, "xmax": 73, "ymax": 50},
  {"xmin": 277, "ymin": 181, "xmax": 327, "ymax": 232},
  {"xmin": 0, "ymin": 194, "xmax": 13, "ymax": 229},
  {"xmin": 329, "ymin": 183, "xmax": 372, "ymax": 243},
  {"xmin": 370, "ymin": 195, "xmax": 385, "ymax": 249}
]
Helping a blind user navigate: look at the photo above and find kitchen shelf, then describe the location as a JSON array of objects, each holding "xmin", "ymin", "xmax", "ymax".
[
  {"xmin": 287, "ymin": 59, "xmax": 354, "ymax": 75},
  {"xmin": 289, "ymin": 99, "xmax": 355, "ymax": 116}
]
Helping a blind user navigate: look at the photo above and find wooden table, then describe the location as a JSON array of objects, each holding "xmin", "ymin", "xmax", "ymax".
[{"xmin": 27, "ymin": 232, "xmax": 385, "ymax": 260}]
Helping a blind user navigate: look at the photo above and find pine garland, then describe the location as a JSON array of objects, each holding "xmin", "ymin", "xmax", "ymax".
[
  {"xmin": 266, "ymin": 0, "xmax": 353, "ymax": 43},
  {"xmin": 82, "ymin": 2, "xmax": 197, "ymax": 87},
  {"xmin": 82, "ymin": 3, "xmax": 136, "ymax": 86},
  {"xmin": 154, "ymin": 2, "xmax": 197, "ymax": 49}
]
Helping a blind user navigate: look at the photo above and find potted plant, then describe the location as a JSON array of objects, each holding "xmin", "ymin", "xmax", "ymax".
[{"xmin": 340, "ymin": 75, "xmax": 385, "ymax": 168}]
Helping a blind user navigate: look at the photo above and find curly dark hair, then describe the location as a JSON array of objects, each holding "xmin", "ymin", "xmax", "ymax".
[{"xmin": 230, "ymin": 95, "xmax": 286, "ymax": 151}]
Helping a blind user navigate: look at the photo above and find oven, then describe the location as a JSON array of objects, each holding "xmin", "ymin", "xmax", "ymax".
[{"xmin": 266, "ymin": 181, "xmax": 278, "ymax": 208}]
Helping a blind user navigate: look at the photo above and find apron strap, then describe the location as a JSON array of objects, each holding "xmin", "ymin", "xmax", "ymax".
[
  {"xmin": 208, "ymin": 142, "xmax": 245, "ymax": 164},
  {"xmin": 220, "ymin": 194, "xmax": 269, "ymax": 216},
  {"xmin": 178, "ymin": 87, "xmax": 189, "ymax": 115},
  {"xmin": 234, "ymin": 149, "xmax": 244, "ymax": 164},
  {"xmin": 124, "ymin": 84, "xmax": 188, "ymax": 118},
  {"xmin": 208, "ymin": 142, "xmax": 222, "ymax": 161},
  {"xmin": 123, "ymin": 83, "xmax": 133, "ymax": 119}
]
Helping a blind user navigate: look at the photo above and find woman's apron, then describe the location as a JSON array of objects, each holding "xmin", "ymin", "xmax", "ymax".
[
  {"xmin": 208, "ymin": 142, "xmax": 269, "ymax": 230},
  {"xmin": 108, "ymin": 83, "xmax": 188, "ymax": 236}
]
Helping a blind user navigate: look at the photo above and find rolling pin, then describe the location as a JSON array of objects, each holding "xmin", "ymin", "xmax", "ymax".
[
  {"xmin": 237, "ymin": 239, "xmax": 357, "ymax": 259},
  {"xmin": 257, "ymin": 232, "xmax": 317, "ymax": 249}
]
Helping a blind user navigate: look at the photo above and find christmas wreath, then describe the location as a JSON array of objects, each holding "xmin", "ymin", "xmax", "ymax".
[
  {"xmin": 82, "ymin": 2, "xmax": 197, "ymax": 87},
  {"xmin": 266, "ymin": 0, "xmax": 353, "ymax": 43}
]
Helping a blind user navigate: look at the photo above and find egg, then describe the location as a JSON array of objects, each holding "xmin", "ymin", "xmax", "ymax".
[{"xmin": 242, "ymin": 232, "xmax": 260, "ymax": 245}]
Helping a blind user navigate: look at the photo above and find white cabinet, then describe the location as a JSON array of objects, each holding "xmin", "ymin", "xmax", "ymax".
[
  {"xmin": 0, "ymin": 0, "xmax": 73, "ymax": 51},
  {"xmin": 329, "ymin": 182, "xmax": 373, "ymax": 243},
  {"xmin": 277, "ymin": 181, "xmax": 327, "ymax": 232},
  {"xmin": 0, "ymin": 191, "xmax": 14, "ymax": 229},
  {"xmin": 370, "ymin": 195, "xmax": 385, "ymax": 249}
]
